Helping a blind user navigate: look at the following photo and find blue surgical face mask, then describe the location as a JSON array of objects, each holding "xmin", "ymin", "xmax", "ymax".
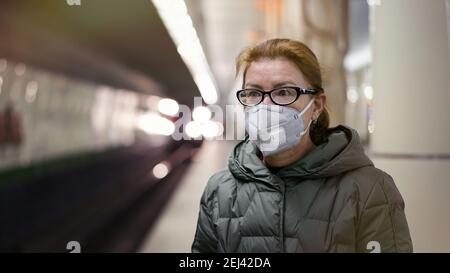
[{"xmin": 244, "ymin": 98, "xmax": 315, "ymax": 156}]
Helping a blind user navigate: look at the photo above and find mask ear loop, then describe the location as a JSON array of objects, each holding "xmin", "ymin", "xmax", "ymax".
[{"xmin": 299, "ymin": 98, "xmax": 315, "ymax": 136}]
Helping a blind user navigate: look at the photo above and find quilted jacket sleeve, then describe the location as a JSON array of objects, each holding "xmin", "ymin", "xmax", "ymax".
[
  {"xmin": 356, "ymin": 173, "xmax": 413, "ymax": 253},
  {"xmin": 191, "ymin": 179, "xmax": 218, "ymax": 253}
]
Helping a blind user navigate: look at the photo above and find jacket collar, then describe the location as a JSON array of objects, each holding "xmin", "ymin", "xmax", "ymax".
[{"xmin": 228, "ymin": 125, "xmax": 373, "ymax": 185}]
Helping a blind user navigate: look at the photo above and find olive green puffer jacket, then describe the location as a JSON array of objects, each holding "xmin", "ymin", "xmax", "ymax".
[{"xmin": 192, "ymin": 125, "xmax": 413, "ymax": 253}]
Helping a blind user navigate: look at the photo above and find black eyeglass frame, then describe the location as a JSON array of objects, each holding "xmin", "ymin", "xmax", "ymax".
[{"xmin": 236, "ymin": 86, "xmax": 323, "ymax": 106}]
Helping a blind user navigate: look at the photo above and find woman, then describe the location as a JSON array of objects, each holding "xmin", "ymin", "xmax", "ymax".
[{"xmin": 192, "ymin": 38, "xmax": 413, "ymax": 253}]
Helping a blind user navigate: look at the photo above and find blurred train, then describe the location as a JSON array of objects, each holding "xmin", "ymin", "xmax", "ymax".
[{"xmin": 0, "ymin": 0, "xmax": 205, "ymax": 252}]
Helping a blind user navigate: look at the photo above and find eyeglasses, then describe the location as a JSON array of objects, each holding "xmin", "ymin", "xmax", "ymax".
[{"xmin": 236, "ymin": 86, "xmax": 322, "ymax": 106}]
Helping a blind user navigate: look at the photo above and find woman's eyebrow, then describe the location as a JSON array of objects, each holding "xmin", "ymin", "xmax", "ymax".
[
  {"xmin": 245, "ymin": 81, "xmax": 297, "ymax": 89},
  {"xmin": 244, "ymin": 83, "xmax": 263, "ymax": 89},
  {"xmin": 273, "ymin": 81, "xmax": 297, "ymax": 87}
]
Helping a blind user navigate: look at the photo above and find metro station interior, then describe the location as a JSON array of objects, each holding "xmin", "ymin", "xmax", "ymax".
[{"xmin": 0, "ymin": 0, "xmax": 449, "ymax": 253}]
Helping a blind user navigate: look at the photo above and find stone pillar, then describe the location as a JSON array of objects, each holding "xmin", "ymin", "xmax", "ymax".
[{"xmin": 370, "ymin": 0, "xmax": 450, "ymax": 252}]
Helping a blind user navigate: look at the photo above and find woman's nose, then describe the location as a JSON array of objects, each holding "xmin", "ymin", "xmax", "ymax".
[{"xmin": 261, "ymin": 94, "xmax": 274, "ymax": 105}]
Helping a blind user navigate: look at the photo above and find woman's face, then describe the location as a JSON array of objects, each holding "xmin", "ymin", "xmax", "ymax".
[{"xmin": 244, "ymin": 57, "xmax": 323, "ymax": 125}]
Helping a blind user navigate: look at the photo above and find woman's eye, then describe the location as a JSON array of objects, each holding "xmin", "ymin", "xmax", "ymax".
[{"xmin": 278, "ymin": 89, "xmax": 289, "ymax": 96}]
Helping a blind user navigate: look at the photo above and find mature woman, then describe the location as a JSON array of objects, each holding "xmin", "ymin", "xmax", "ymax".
[{"xmin": 192, "ymin": 38, "xmax": 413, "ymax": 253}]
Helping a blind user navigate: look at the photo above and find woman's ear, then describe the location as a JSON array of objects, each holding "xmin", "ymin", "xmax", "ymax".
[{"xmin": 313, "ymin": 93, "xmax": 326, "ymax": 119}]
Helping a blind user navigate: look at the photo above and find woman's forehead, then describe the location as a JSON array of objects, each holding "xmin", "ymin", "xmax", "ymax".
[{"xmin": 245, "ymin": 58, "xmax": 307, "ymax": 86}]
